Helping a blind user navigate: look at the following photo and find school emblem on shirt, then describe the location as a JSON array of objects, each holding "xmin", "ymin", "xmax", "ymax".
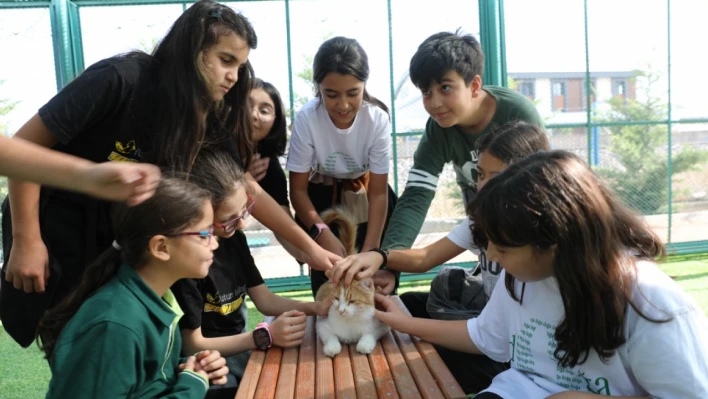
[
  {"xmin": 204, "ymin": 290, "xmax": 244, "ymax": 316},
  {"xmin": 108, "ymin": 140, "xmax": 141, "ymax": 163}
]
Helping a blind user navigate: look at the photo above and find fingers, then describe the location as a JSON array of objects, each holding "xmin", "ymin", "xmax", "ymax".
[
  {"xmin": 182, "ymin": 356, "xmax": 197, "ymax": 372},
  {"xmin": 210, "ymin": 375, "xmax": 229, "ymax": 386},
  {"xmin": 29, "ymin": 275, "xmax": 43, "ymax": 294}
]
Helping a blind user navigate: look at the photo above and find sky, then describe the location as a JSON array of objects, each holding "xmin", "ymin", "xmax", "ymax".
[{"xmin": 1, "ymin": 0, "xmax": 707, "ymax": 135}]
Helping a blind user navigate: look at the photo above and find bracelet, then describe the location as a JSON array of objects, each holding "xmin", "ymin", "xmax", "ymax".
[{"xmin": 368, "ymin": 248, "xmax": 389, "ymax": 269}]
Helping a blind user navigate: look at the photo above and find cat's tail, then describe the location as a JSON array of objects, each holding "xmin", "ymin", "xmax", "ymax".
[{"xmin": 320, "ymin": 207, "xmax": 357, "ymax": 256}]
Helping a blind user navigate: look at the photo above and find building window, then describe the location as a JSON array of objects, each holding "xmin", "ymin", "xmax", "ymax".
[
  {"xmin": 551, "ymin": 80, "xmax": 567, "ymax": 112},
  {"xmin": 612, "ymin": 79, "xmax": 628, "ymax": 99},
  {"xmin": 517, "ymin": 80, "xmax": 535, "ymax": 100}
]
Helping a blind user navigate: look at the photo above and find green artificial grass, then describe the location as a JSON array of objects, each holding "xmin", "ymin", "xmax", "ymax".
[{"xmin": 1, "ymin": 258, "xmax": 706, "ymax": 398}]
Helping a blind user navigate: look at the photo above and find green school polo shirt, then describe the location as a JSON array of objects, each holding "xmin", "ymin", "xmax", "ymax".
[{"xmin": 46, "ymin": 264, "xmax": 208, "ymax": 399}]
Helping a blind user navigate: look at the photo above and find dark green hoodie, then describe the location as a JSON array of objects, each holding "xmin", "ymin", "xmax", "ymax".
[{"xmin": 47, "ymin": 264, "xmax": 209, "ymax": 398}]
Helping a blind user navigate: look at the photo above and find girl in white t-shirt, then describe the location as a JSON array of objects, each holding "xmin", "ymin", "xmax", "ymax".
[
  {"xmin": 286, "ymin": 36, "xmax": 396, "ymax": 297},
  {"xmin": 375, "ymin": 150, "xmax": 708, "ymax": 398}
]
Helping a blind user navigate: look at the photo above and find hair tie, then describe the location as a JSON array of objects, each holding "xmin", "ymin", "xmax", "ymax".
[
  {"xmin": 112, "ymin": 241, "xmax": 123, "ymax": 251},
  {"xmin": 208, "ymin": 9, "xmax": 222, "ymax": 19}
]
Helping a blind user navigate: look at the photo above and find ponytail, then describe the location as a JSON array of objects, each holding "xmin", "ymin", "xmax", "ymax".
[{"xmin": 37, "ymin": 247, "xmax": 123, "ymax": 359}]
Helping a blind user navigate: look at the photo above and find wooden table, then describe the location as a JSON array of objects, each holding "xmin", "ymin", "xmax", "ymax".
[{"xmin": 235, "ymin": 296, "xmax": 466, "ymax": 399}]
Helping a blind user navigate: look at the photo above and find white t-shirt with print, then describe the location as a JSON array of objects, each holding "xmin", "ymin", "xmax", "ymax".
[
  {"xmin": 446, "ymin": 219, "xmax": 502, "ymax": 300},
  {"xmin": 286, "ymin": 98, "xmax": 391, "ymax": 180},
  {"xmin": 467, "ymin": 263, "xmax": 708, "ymax": 398}
]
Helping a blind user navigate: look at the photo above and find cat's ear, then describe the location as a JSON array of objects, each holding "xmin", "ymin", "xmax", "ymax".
[{"xmin": 358, "ymin": 278, "xmax": 374, "ymax": 291}]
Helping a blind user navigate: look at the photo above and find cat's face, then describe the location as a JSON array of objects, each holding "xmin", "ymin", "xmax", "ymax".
[{"xmin": 327, "ymin": 279, "xmax": 375, "ymax": 318}]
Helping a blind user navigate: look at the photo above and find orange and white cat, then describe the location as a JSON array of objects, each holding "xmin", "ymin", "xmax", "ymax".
[
  {"xmin": 315, "ymin": 208, "xmax": 390, "ymax": 357},
  {"xmin": 315, "ymin": 278, "xmax": 390, "ymax": 357}
]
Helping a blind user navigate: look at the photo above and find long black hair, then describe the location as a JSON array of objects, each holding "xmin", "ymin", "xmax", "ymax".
[
  {"xmin": 469, "ymin": 150, "xmax": 667, "ymax": 368},
  {"xmin": 312, "ymin": 36, "xmax": 389, "ymax": 116},
  {"xmin": 151, "ymin": 0, "xmax": 258, "ymax": 172},
  {"xmin": 36, "ymin": 177, "xmax": 211, "ymax": 359}
]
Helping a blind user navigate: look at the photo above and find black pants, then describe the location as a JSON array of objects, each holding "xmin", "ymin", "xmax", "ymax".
[
  {"xmin": 295, "ymin": 181, "xmax": 397, "ymax": 298},
  {"xmin": 0, "ymin": 193, "xmax": 112, "ymax": 347},
  {"xmin": 400, "ymin": 291, "xmax": 509, "ymax": 394}
]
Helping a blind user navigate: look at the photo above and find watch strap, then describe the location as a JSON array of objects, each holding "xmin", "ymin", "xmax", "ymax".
[
  {"xmin": 255, "ymin": 322, "xmax": 272, "ymax": 349},
  {"xmin": 368, "ymin": 248, "xmax": 389, "ymax": 269}
]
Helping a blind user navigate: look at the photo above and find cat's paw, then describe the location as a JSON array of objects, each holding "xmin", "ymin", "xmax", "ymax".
[
  {"xmin": 323, "ymin": 340, "xmax": 342, "ymax": 357},
  {"xmin": 356, "ymin": 336, "xmax": 377, "ymax": 354}
]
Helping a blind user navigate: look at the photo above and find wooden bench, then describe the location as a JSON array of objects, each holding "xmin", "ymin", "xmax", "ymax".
[{"xmin": 235, "ymin": 296, "xmax": 466, "ymax": 399}]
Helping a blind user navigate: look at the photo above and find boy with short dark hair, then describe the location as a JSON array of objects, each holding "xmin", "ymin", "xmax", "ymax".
[{"xmin": 375, "ymin": 31, "xmax": 542, "ymax": 291}]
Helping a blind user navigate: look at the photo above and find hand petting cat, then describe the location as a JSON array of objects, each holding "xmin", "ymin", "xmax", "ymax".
[
  {"xmin": 373, "ymin": 293, "xmax": 410, "ymax": 332},
  {"xmin": 327, "ymin": 251, "xmax": 384, "ymax": 287},
  {"xmin": 269, "ymin": 310, "xmax": 308, "ymax": 348}
]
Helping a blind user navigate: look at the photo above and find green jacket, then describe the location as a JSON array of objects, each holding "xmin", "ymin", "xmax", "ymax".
[
  {"xmin": 382, "ymin": 85, "xmax": 543, "ymax": 251},
  {"xmin": 47, "ymin": 264, "xmax": 208, "ymax": 398}
]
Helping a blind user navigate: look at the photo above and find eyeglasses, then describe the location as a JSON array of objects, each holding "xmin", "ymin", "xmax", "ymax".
[
  {"xmin": 253, "ymin": 106, "xmax": 275, "ymax": 122},
  {"xmin": 171, "ymin": 225, "xmax": 215, "ymax": 247},
  {"xmin": 213, "ymin": 195, "xmax": 255, "ymax": 233}
]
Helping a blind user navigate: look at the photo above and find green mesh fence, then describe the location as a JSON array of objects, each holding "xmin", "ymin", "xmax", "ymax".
[{"xmin": 1, "ymin": 0, "xmax": 707, "ymax": 289}]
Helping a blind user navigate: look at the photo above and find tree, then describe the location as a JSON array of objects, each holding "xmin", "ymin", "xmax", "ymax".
[{"xmin": 596, "ymin": 69, "xmax": 708, "ymax": 214}]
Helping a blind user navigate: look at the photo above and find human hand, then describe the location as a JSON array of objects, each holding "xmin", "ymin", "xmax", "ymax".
[
  {"xmin": 178, "ymin": 356, "xmax": 209, "ymax": 381},
  {"xmin": 302, "ymin": 237, "xmax": 342, "ymax": 272},
  {"xmin": 373, "ymin": 293, "xmax": 411, "ymax": 331},
  {"xmin": 311, "ymin": 297, "xmax": 333, "ymax": 317},
  {"xmin": 81, "ymin": 162, "xmax": 160, "ymax": 206},
  {"xmin": 269, "ymin": 310, "xmax": 307, "ymax": 347},
  {"xmin": 371, "ymin": 270, "xmax": 396, "ymax": 295},
  {"xmin": 248, "ymin": 154, "xmax": 270, "ymax": 182},
  {"xmin": 327, "ymin": 252, "xmax": 383, "ymax": 287},
  {"xmin": 4, "ymin": 237, "xmax": 50, "ymax": 293}
]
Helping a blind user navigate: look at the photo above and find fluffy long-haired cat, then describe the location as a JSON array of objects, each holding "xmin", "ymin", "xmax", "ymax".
[{"xmin": 315, "ymin": 208, "xmax": 391, "ymax": 357}]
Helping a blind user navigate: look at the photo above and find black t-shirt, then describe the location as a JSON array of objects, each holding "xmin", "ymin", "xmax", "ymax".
[
  {"xmin": 172, "ymin": 230, "xmax": 264, "ymax": 337},
  {"xmin": 41, "ymin": 54, "xmax": 158, "ymax": 164},
  {"xmin": 258, "ymin": 156, "xmax": 289, "ymax": 207}
]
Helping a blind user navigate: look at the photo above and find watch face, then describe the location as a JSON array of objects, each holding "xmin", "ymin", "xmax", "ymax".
[
  {"xmin": 307, "ymin": 224, "xmax": 320, "ymax": 240},
  {"xmin": 253, "ymin": 328, "xmax": 270, "ymax": 349}
]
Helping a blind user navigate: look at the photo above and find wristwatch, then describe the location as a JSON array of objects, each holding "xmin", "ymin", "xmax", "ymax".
[
  {"xmin": 369, "ymin": 248, "xmax": 389, "ymax": 269},
  {"xmin": 308, "ymin": 223, "xmax": 330, "ymax": 241},
  {"xmin": 253, "ymin": 322, "xmax": 272, "ymax": 350}
]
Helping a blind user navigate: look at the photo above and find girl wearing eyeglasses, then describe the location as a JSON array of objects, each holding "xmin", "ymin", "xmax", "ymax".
[
  {"xmin": 172, "ymin": 148, "xmax": 330, "ymax": 398},
  {"xmin": 37, "ymin": 177, "xmax": 229, "ymax": 398},
  {"xmin": 246, "ymin": 79, "xmax": 305, "ymax": 261}
]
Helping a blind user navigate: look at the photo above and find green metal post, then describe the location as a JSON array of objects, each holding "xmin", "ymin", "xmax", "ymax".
[
  {"xmin": 285, "ymin": 0, "xmax": 294, "ymax": 116},
  {"xmin": 583, "ymin": 0, "xmax": 591, "ymax": 165},
  {"xmin": 478, "ymin": 0, "xmax": 506, "ymax": 87},
  {"xmin": 666, "ymin": 0, "xmax": 673, "ymax": 243},
  {"xmin": 386, "ymin": 0, "xmax": 399, "ymax": 194},
  {"xmin": 68, "ymin": 0, "xmax": 84, "ymax": 74}
]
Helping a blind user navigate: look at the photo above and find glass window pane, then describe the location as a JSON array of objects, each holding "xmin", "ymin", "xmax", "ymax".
[
  {"xmin": 505, "ymin": 0, "xmax": 585, "ymax": 125},
  {"xmin": 0, "ymin": 7, "xmax": 57, "ymax": 135},
  {"xmin": 80, "ymin": 4, "xmax": 184, "ymax": 68}
]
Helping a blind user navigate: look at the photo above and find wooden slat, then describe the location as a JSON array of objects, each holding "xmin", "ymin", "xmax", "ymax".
[
  {"xmin": 235, "ymin": 349, "xmax": 267, "ymax": 399},
  {"xmin": 255, "ymin": 346, "xmax": 283, "ymax": 399},
  {"xmin": 315, "ymin": 324, "xmax": 335, "ymax": 399},
  {"xmin": 412, "ymin": 342, "xmax": 466, "ymax": 399},
  {"xmin": 333, "ymin": 344, "xmax": 356, "ymax": 399},
  {"xmin": 388, "ymin": 297, "xmax": 444, "ymax": 399},
  {"xmin": 380, "ymin": 331, "xmax": 421, "ymax": 399},
  {"xmin": 349, "ymin": 345, "xmax": 377, "ymax": 399},
  {"xmin": 390, "ymin": 297, "xmax": 466, "ymax": 399},
  {"xmin": 367, "ymin": 341, "xmax": 399, "ymax": 399},
  {"xmin": 275, "ymin": 345, "xmax": 299, "ymax": 399},
  {"xmin": 295, "ymin": 316, "xmax": 317, "ymax": 399}
]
